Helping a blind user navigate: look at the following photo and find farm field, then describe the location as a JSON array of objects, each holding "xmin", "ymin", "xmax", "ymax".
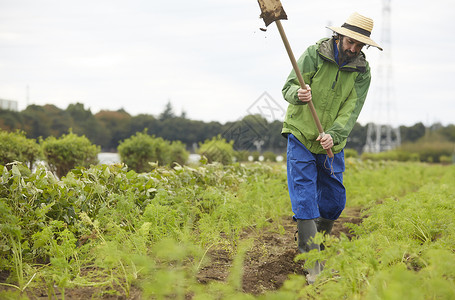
[{"xmin": 1, "ymin": 159, "xmax": 454, "ymax": 299}]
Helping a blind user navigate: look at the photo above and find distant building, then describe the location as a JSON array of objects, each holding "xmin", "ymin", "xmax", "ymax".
[{"xmin": 0, "ymin": 99, "xmax": 18, "ymax": 111}]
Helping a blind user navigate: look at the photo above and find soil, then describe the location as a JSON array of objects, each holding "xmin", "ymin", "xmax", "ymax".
[
  {"xmin": 0, "ymin": 208, "xmax": 364, "ymax": 299},
  {"xmin": 197, "ymin": 206, "xmax": 364, "ymax": 295}
]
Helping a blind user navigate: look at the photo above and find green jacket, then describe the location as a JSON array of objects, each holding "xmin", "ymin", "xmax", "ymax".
[{"xmin": 281, "ymin": 37, "xmax": 371, "ymax": 154}]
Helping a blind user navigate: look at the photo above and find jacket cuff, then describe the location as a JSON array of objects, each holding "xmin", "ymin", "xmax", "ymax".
[
  {"xmin": 326, "ymin": 130, "xmax": 340, "ymax": 145},
  {"xmin": 291, "ymin": 90, "xmax": 308, "ymax": 105},
  {"xmin": 284, "ymin": 86, "xmax": 307, "ymax": 106}
]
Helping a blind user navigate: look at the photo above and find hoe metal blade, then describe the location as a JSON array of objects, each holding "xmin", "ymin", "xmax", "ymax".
[{"xmin": 257, "ymin": 0, "xmax": 287, "ymax": 26}]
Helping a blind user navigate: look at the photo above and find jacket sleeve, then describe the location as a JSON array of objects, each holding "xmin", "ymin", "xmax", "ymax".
[
  {"xmin": 327, "ymin": 66, "xmax": 371, "ymax": 145},
  {"xmin": 281, "ymin": 44, "xmax": 319, "ymax": 105}
]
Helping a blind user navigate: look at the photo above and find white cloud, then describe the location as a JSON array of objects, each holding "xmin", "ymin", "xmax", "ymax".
[{"xmin": 0, "ymin": 0, "xmax": 454, "ymax": 127}]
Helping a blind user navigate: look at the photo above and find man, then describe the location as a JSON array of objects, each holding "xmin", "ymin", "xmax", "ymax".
[{"xmin": 281, "ymin": 12, "xmax": 382, "ymax": 284}]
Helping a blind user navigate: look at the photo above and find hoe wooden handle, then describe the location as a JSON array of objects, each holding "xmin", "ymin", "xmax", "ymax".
[{"xmin": 275, "ymin": 20, "xmax": 334, "ymax": 158}]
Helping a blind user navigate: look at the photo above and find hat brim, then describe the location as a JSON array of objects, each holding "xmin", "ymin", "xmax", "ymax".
[{"xmin": 327, "ymin": 26, "xmax": 383, "ymax": 51}]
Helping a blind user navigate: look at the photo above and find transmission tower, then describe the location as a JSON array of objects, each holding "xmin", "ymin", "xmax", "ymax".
[{"xmin": 363, "ymin": 0, "xmax": 401, "ymax": 153}]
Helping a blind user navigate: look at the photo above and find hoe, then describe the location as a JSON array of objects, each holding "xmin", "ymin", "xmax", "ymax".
[{"xmin": 256, "ymin": 0, "xmax": 334, "ymax": 158}]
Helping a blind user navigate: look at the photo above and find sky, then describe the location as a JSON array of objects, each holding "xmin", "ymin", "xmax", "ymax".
[{"xmin": 1, "ymin": 0, "xmax": 454, "ymax": 127}]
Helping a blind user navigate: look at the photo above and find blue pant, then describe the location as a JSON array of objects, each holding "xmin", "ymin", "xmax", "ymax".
[{"xmin": 287, "ymin": 134, "xmax": 346, "ymax": 220}]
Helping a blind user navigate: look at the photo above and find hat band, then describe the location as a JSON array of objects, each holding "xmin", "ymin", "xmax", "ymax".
[{"xmin": 341, "ymin": 23, "xmax": 371, "ymax": 37}]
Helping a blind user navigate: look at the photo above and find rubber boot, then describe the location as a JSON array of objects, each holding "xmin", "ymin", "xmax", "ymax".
[
  {"xmin": 315, "ymin": 217, "xmax": 335, "ymax": 250},
  {"xmin": 297, "ymin": 219, "xmax": 321, "ymax": 284}
]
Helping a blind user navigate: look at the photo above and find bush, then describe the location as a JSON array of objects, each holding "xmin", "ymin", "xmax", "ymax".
[
  {"xmin": 41, "ymin": 131, "xmax": 100, "ymax": 178},
  {"xmin": 0, "ymin": 130, "xmax": 41, "ymax": 169},
  {"xmin": 263, "ymin": 151, "xmax": 277, "ymax": 162},
  {"xmin": 361, "ymin": 150, "xmax": 420, "ymax": 162},
  {"xmin": 398, "ymin": 134, "xmax": 454, "ymax": 163},
  {"xmin": 197, "ymin": 135, "xmax": 234, "ymax": 165},
  {"xmin": 118, "ymin": 131, "xmax": 189, "ymax": 172},
  {"xmin": 235, "ymin": 150, "xmax": 250, "ymax": 162},
  {"xmin": 439, "ymin": 155, "xmax": 453, "ymax": 165},
  {"xmin": 344, "ymin": 148, "xmax": 359, "ymax": 158},
  {"xmin": 169, "ymin": 140, "xmax": 190, "ymax": 166},
  {"xmin": 251, "ymin": 151, "xmax": 260, "ymax": 162}
]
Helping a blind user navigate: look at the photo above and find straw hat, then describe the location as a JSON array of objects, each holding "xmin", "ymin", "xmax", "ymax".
[{"xmin": 327, "ymin": 12, "xmax": 382, "ymax": 51}]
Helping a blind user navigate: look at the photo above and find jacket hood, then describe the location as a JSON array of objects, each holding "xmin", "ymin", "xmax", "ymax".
[{"xmin": 317, "ymin": 38, "xmax": 367, "ymax": 73}]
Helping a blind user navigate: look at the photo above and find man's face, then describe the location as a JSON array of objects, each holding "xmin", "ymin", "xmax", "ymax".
[{"xmin": 339, "ymin": 36, "xmax": 365, "ymax": 62}]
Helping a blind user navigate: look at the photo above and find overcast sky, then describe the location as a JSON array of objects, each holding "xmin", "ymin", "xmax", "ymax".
[{"xmin": 1, "ymin": 0, "xmax": 454, "ymax": 127}]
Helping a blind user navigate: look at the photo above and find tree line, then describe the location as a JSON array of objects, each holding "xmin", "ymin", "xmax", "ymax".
[{"xmin": 1, "ymin": 101, "xmax": 454, "ymax": 154}]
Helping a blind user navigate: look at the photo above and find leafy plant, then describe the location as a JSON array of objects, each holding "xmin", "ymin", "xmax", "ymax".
[
  {"xmin": 1, "ymin": 156, "xmax": 453, "ymax": 299},
  {"xmin": 41, "ymin": 131, "xmax": 100, "ymax": 178},
  {"xmin": 32, "ymin": 220, "xmax": 80, "ymax": 298},
  {"xmin": 197, "ymin": 135, "xmax": 235, "ymax": 165},
  {"xmin": 118, "ymin": 130, "xmax": 189, "ymax": 172},
  {"xmin": 0, "ymin": 130, "xmax": 41, "ymax": 170}
]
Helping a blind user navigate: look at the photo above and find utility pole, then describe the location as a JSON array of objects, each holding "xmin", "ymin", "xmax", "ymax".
[{"xmin": 363, "ymin": 0, "xmax": 401, "ymax": 153}]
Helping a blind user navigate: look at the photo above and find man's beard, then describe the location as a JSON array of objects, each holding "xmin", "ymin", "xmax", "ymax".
[{"xmin": 339, "ymin": 38, "xmax": 360, "ymax": 64}]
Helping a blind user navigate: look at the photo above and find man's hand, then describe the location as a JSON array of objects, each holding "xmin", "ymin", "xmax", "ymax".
[
  {"xmin": 297, "ymin": 84, "xmax": 312, "ymax": 103},
  {"xmin": 316, "ymin": 133, "xmax": 333, "ymax": 150}
]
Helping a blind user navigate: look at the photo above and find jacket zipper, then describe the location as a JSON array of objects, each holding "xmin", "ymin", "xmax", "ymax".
[
  {"xmin": 332, "ymin": 69, "xmax": 340, "ymax": 89},
  {"xmin": 318, "ymin": 52, "xmax": 340, "ymax": 90}
]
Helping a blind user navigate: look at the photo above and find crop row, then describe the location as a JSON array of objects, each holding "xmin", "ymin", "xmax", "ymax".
[{"xmin": 1, "ymin": 160, "xmax": 454, "ymax": 299}]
